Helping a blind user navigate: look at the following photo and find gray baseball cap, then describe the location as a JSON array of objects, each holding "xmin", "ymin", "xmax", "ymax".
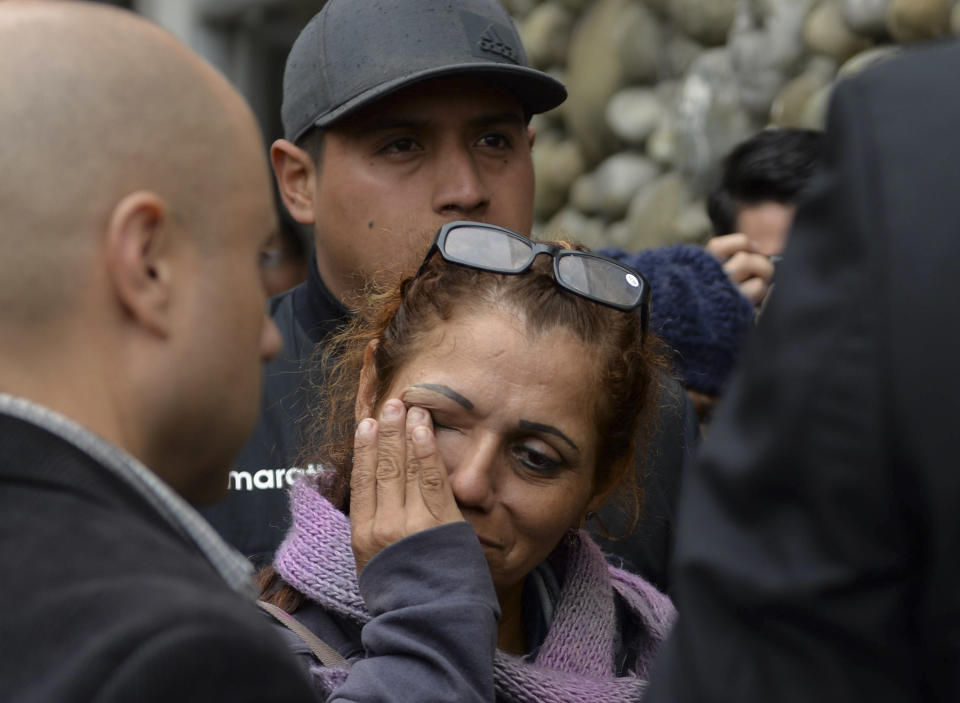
[{"xmin": 281, "ymin": 0, "xmax": 567, "ymax": 143}]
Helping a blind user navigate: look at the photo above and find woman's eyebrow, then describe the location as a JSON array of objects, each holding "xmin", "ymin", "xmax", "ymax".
[
  {"xmin": 518, "ymin": 420, "xmax": 580, "ymax": 453},
  {"xmin": 410, "ymin": 383, "xmax": 474, "ymax": 410}
]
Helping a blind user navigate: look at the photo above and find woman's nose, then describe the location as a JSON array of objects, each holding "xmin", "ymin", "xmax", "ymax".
[{"xmin": 447, "ymin": 437, "xmax": 498, "ymax": 513}]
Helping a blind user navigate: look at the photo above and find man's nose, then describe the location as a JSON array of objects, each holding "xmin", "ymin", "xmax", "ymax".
[{"xmin": 432, "ymin": 146, "xmax": 490, "ymax": 217}]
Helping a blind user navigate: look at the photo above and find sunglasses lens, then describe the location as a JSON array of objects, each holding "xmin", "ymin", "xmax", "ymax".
[
  {"xmin": 556, "ymin": 253, "xmax": 644, "ymax": 308},
  {"xmin": 444, "ymin": 225, "xmax": 532, "ymax": 271}
]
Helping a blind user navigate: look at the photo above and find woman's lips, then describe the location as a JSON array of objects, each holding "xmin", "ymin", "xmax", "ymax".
[{"xmin": 476, "ymin": 535, "xmax": 502, "ymax": 549}]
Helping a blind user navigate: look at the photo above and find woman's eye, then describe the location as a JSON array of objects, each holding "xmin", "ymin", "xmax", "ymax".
[{"xmin": 512, "ymin": 445, "xmax": 562, "ymax": 474}]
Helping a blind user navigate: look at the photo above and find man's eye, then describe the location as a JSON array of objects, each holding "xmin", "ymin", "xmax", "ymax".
[
  {"xmin": 477, "ymin": 133, "xmax": 511, "ymax": 149},
  {"xmin": 380, "ymin": 138, "xmax": 420, "ymax": 154}
]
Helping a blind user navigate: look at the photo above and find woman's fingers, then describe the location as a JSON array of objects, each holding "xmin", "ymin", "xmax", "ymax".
[
  {"xmin": 351, "ymin": 399, "xmax": 406, "ymax": 574},
  {"xmin": 352, "ymin": 400, "xmax": 462, "ymax": 573},
  {"xmin": 373, "ymin": 399, "xmax": 406, "ymax": 516},
  {"xmin": 408, "ymin": 418, "xmax": 463, "ymax": 525},
  {"xmin": 349, "ymin": 418, "xmax": 378, "ymax": 527},
  {"xmin": 403, "ymin": 407, "xmax": 429, "ymax": 507}
]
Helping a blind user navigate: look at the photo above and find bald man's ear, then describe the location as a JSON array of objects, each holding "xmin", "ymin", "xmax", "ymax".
[
  {"xmin": 104, "ymin": 191, "xmax": 176, "ymax": 338},
  {"xmin": 271, "ymin": 139, "xmax": 317, "ymax": 226},
  {"xmin": 527, "ymin": 124, "xmax": 536, "ymax": 150}
]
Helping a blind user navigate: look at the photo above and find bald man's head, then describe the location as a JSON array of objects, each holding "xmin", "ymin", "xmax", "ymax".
[
  {"xmin": 0, "ymin": 2, "xmax": 281, "ymax": 499},
  {"xmin": 0, "ymin": 1, "xmax": 270, "ymax": 326}
]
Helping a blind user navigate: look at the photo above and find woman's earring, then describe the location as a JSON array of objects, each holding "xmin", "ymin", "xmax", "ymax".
[{"xmin": 577, "ymin": 511, "xmax": 598, "ymax": 529}]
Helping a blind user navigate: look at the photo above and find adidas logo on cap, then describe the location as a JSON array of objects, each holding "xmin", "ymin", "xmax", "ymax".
[{"xmin": 477, "ymin": 24, "xmax": 519, "ymax": 64}]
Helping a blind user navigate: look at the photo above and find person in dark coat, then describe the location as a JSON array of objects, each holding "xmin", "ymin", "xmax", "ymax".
[
  {"xmin": 645, "ymin": 40, "xmax": 960, "ymax": 702},
  {"xmin": 0, "ymin": 4, "xmax": 498, "ymax": 702}
]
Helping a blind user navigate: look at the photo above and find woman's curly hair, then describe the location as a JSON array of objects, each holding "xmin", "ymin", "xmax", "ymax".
[{"xmin": 297, "ymin": 239, "xmax": 670, "ymax": 533}]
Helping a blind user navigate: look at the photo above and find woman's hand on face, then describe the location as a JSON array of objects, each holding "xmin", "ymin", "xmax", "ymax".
[{"xmin": 349, "ymin": 398, "xmax": 464, "ymax": 574}]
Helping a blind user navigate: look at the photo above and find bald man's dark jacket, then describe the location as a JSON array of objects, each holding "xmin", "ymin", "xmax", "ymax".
[
  {"xmin": 646, "ymin": 41, "xmax": 960, "ymax": 702},
  {"xmin": 0, "ymin": 413, "xmax": 316, "ymax": 702}
]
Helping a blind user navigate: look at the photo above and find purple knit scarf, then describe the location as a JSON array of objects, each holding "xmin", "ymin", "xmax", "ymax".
[{"xmin": 274, "ymin": 481, "xmax": 675, "ymax": 703}]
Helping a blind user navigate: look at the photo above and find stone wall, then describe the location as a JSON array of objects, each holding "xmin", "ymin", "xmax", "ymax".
[{"xmin": 507, "ymin": 0, "xmax": 960, "ymax": 251}]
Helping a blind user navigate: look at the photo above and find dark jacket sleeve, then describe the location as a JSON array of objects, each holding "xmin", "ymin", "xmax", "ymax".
[
  {"xmin": 646, "ymin": 44, "xmax": 960, "ymax": 703},
  {"xmin": 95, "ymin": 607, "xmax": 319, "ymax": 702},
  {"xmin": 316, "ymin": 522, "xmax": 500, "ymax": 703}
]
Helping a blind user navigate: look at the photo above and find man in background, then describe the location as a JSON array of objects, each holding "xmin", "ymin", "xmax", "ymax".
[{"xmin": 705, "ymin": 128, "xmax": 824, "ymax": 307}]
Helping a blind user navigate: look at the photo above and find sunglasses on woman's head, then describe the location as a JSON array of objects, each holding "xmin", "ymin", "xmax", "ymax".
[{"xmin": 417, "ymin": 221, "xmax": 651, "ymax": 333}]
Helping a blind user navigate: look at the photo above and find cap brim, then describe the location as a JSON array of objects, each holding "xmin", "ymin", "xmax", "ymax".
[{"xmin": 310, "ymin": 63, "xmax": 566, "ymax": 132}]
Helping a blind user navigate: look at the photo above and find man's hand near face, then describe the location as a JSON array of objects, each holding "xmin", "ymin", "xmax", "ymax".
[{"xmin": 706, "ymin": 233, "xmax": 776, "ymax": 307}]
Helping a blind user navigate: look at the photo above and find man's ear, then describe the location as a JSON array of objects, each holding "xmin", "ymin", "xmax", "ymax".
[
  {"xmin": 526, "ymin": 124, "xmax": 536, "ymax": 150},
  {"xmin": 355, "ymin": 339, "xmax": 379, "ymax": 422},
  {"xmin": 103, "ymin": 191, "xmax": 176, "ymax": 338},
  {"xmin": 271, "ymin": 138, "xmax": 316, "ymax": 225}
]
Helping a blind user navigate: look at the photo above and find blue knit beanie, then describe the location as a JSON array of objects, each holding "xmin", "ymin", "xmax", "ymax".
[{"xmin": 600, "ymin": 245, "xmax": 754, "ymax": 396}]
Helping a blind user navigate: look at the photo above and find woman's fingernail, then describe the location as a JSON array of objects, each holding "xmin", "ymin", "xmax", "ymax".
[
  {"xmin": 382, "ymin": 400, "xmax": 402, "ymax": 419},
  {"xmin": 356, "ymin": 418, "xmax": 375, "ymax": 437},
  {"xmin": 407, "ymin": 406, "xmax": 427, "ymax": 424}
]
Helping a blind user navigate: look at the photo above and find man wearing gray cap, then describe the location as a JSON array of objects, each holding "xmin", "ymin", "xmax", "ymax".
[
  {"xmin": 201, "ymin": 0, "xmax": 696, "ymax": 594},
  {"xmin": 201, "ymin": 0, "xmax": 562, "ymax": 558}
]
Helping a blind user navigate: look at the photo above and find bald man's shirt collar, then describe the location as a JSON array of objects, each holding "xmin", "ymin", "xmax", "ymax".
[{"xmin": 0, "ymin": 393, "xmax": 257, "ymax": 598}]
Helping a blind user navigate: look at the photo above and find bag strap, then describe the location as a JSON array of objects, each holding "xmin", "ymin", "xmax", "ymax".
[{"xmin": 257, "ymin": 600, "xmax": 351, "ymax": 669}]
